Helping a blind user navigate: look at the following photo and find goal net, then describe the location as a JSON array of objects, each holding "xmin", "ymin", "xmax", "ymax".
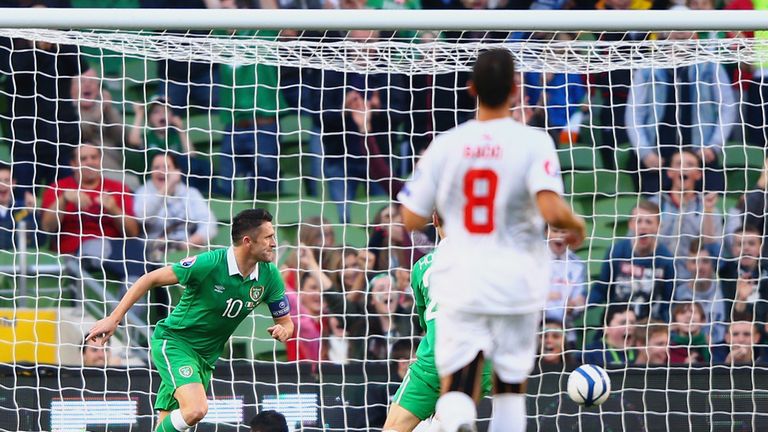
[{"xmin": 0, "ymin": 16, "xmax": 767, "ymax": 432}]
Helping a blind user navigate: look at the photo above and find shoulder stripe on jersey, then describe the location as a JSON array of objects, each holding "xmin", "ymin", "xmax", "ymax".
[{"xmin": 161, "ymin": 340, "xmax": 177, "ymax": 388}]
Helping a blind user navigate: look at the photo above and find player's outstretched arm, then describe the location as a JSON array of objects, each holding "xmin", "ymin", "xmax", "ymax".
[
  {"xmin": 536, "ymin": 190, "xmax": 586, "ymax": 248},
  {"xmin": 86, "ymin": 266, "xmax": 179, "ymax": 343}
]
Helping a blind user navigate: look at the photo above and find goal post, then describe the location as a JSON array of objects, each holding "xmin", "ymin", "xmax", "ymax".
[{"xmin": 0, "ymin": 8, "xmax": 768, "ymax": 431}]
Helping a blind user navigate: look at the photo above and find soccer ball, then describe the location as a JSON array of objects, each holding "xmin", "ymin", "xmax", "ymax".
[{"xmin": 567, "ymin": 364, "xmax": 611, "ymax": 407}]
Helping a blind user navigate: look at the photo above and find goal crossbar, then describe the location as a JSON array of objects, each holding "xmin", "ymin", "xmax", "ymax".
[{"xmin": 0, "ymin": 8, "xmax": 766, "ymax": 31}]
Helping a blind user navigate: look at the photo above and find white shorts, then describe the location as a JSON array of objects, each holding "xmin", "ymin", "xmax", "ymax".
[{"xmin": 435, "ymin": 308, "xmax": 539, "ymax": 384}]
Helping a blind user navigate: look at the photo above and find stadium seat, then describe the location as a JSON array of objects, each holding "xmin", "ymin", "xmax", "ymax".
[
  {"xmin": 558, "ymin": 145, "xmax": 604, "ymax": 172},
  {"xmin": 722, "ymin": 143, "xmax": 765, "ymax": 169}
]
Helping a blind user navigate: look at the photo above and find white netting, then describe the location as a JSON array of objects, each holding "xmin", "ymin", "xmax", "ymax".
[{"xmin": 0, "ymin": 24, "xmax": 766, "ymax": 432}]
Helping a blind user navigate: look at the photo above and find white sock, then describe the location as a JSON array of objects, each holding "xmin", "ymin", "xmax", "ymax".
[
  {"xmin": 424, "ymin": 417, "xmax": 443, "ymax": 432},
  {"xmin": 170, "ymin": 409, "xmax": 191, "ymax": 432},
  {"xmin": 435, "ymin": 392, "xmax": 476, "ymax": 432},
  {"xmin": 489, "ymin": 393, "xmax": 526, "ymax": 432}
]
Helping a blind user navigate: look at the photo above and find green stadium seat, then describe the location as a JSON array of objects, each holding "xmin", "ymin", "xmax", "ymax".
[
  {"xmin": 722, "ymin": 144, "xmax": 764, "ymax": 169},
  {"xmin": 558, "ymin": 145, "xmax": 604, "ymax": 172}
]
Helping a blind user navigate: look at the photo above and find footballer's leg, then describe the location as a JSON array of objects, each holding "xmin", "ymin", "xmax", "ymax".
[
  {"xmin": 434, "ymin": 310, "xmax": 490, "ymax": 432},
  {"xmin": 152, "ymin": 337, "xmax": 210, "ymax": 431},
  {"xmin": 489, "ymin": 376, "xmax": 528, "ymax": 432},
  {"xmin": 385, "ymin": 367, "xmax": 442, "ymax": 432},
  {"xmin": 383, "ymin": 403, "xmax": 423, "ymax": 432},
  {"xmin": 487, "ymin": 312, "xmax": 539, "ymax": 432}
]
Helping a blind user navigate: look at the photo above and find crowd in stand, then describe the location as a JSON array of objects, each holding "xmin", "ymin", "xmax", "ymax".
[{"xmin": 0, "ymin": 0, "xmax": 768, "ymax": 375}]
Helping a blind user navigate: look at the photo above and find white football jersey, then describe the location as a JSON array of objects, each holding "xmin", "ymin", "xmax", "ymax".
[{"xmin": 398, "ymin": 118, "xmax": 564, "ymax": 314}]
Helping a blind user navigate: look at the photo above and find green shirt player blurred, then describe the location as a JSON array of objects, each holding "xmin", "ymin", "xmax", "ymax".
[
  {"xmin": 87, "ymin": 209, "xmax": 294, "ymax": 432},
  {"xmin": 384, "ymin": 213, "xmax": 492, "ymax": 432}
]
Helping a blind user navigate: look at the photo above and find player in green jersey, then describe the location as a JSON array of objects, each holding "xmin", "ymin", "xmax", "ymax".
[
  {"xmin": 87, "ymin": 208, "xmax": 294, "ymax": 432},
  {"xmin": 384, "ymin": 213, "xmax": 492, "ymax": 432}
]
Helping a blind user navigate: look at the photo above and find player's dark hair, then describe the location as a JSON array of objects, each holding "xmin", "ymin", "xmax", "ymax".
[
  {"xmin": 471, "ymin": 48, "xmax": 515, "ymax": 108},
  {"xmin": 231, "ymin": 208, "xmax": 273, "ymax": 245},
  {"xmin": 250, "ymin": 410, "xmax": 288, "ymax": 432}
]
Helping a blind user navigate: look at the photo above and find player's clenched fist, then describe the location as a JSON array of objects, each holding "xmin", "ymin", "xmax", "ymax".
[{"xmin": 267, "ymin": 324, "xmax": 291, "ymax": 342}]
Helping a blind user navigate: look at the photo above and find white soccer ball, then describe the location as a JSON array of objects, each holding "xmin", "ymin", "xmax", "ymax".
[{"xmin": 567, "ymin": 364, "xmax": 611, "ymax": 407}]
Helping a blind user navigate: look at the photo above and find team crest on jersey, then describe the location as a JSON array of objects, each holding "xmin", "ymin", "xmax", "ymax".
[
  {"xmin": 180, "ymin": 256, "xmax": 197, "ymax": 268},
  {"xmin": 250, "ymin": 286, "xmax": 264, "ymax": 302},
  {"xmin": 178, "ymin": 366, "xmax": 193, "ymax": 378}
]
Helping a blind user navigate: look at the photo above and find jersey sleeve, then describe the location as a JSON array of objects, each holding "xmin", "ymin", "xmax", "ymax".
[
  {"xmin": 171, "ymin": 251, "xmax": 218, "ymax": 290},
  {"xmin": 265, "ymin": 264, "xmax": 290, "ymax": 318},
  {"xmin": 526, "ymin": 133, "xmax": 564, "ymax": 197},
  {"xmin": 397, "ymin": 139, "xmax": 441, "ymax": 217}
]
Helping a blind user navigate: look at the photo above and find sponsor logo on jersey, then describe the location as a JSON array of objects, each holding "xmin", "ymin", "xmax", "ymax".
[
  {"xmin": 250, "ymin": 286, "xmax": 264, "ymax": 302},
  {"xmin": 214, "ymin": 285, "xmax": 225, "ymax": 294},
  {"xmin": 178, "ymin": 366, "xmax": 194, "ymax": 378},
  {"xmin": 544, "ymin": 159, "xmax": 560, "ymax": 177},
  {"xmin": 180, "ymin": 256, "xmax": 197, "ymax": 268}
]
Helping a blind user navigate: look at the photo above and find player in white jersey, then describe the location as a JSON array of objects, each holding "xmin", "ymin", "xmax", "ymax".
[{"xmin": 397, "ymin": 49, "xmax": 585, "ymax": 432}]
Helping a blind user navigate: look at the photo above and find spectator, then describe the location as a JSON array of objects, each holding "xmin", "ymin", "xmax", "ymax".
[
  {"xmin": 316, "ymin": 30, "xmax": 406, "ymax": 222},
  {"xmin": 626, "ymin": 31, "xmax": 735, "ymax": 194},
  {"xmin": 546, "ymin": 226, "xmax": 587, "ymax": 334},
  {"xmin": 718, "ymin": 223, "xmax": 768, "ymax": 323},
  {"xmin": 325, "ymin": 248, "xmax": 370, "ymax": 360},
  {"xmin": 668, "ymin": 302, "xmax": 710, "ymax": 364},
  {"xmin": 366, "ymin": 274, "xmax": 409, "ymax": 360},
  {"xmin": 128, "ymin": 96, "xmax": 210, "ymax": 193},
  {"xmin": 650, "ymin": 148, "xmax": 722, "ymax": 278},
  {"xmin": 368, "ymin": 205, "xmax": 431, "ymax": 272},
  {"xmin": 216, "ymin": 7, "xmax": 283, "ymax": 198},
  {"xmin": 538, "ymin": 319, "xmax": 574, "ymax": 366},
  {"xmin": 39, "ymin": 143, "xmax": 151, "ymax": 283},
  {"xmin": 0, "ymin": 163, "xmax": 38, "ymax": 250},
  {"xmin": 675, "ymin": 239, "xmax": 727, "ymax": 344},
  {"xmin": 725, "ymin": 156, "xmax": 768, "ymax": 256},
  {"xmin": 522, "ymin": 37, "xmax": 587, "ymax": 144},
  {"xmin": 133, "ymin": 153, "xmax": 218, "ymax": 260},
  {"xmin": 589, "ymin": 0, "xmax": 646, "ymax": 172},
  {"xmin": 588, "ymin": 200, "xmax": 675, "ymax": 321},
  {"xmin": 581, "ymin": 306, "xmax": 638, "ymax": 366},
  {"xmin": 70, "ymin": 69, "xmax": 138, "ymax": 189},
  {"xmin": 714, "ymin": 319, "xmax": 762, "ymax": 364},
  {"xmin": 281, "ymin": 216, "xmax": 338, "ymax": 292},
  {"xmin": 250, "ymin": 410, "xmax": 288, "ymax": 432},
  {"xmin": 81, "ymin": 336, "xmax": 121, "ymax": 368},
  {"xmin": 286, "ymin": 271, "xmax": 325, "ymax": 362},
  {"xmin": 635, "ymin": 319, "xmax": 669, "ymax": 366},
  {"xmin": 0, "ymin": 35, "xmax": 90, "ymax": 193}
]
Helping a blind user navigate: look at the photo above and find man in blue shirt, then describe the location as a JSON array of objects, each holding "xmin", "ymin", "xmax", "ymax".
[{"xmin": 588, "ymin": 200, "xmax": 676, "ymax": 322}]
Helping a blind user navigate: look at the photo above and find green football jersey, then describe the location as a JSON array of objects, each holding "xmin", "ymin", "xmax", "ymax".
[
  {"xmin": 153, "ymin": 247, "xmax": 286, "ymax": 367},
  {"xmin": 411, "ymin": 251, "xmax": 438, "ymax": 375}
]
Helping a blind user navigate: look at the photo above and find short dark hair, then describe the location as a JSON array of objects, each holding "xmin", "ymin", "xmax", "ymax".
[
  {"xmin": 471, "ymin": 48, "xmax": 515, "ymax": 108},
  {"xmin": 250, "ymin": 410, "xmax": 288, "ymax": 432},
  {"xmin": 604, "ymin": 305, "xmax": 635, "ymax": 326},
  {"xmin": 231, "ymin": 208, "xmax": 273, "ymax": 245},
  {"xmin": 0, "ymin": 162, "xmax": 10, "ymax": 173}
]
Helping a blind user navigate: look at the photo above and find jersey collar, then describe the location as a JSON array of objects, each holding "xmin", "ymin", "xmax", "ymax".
[{"xmin": 226, "ymin": 247, "xmax": 260, "ymax": 280}]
